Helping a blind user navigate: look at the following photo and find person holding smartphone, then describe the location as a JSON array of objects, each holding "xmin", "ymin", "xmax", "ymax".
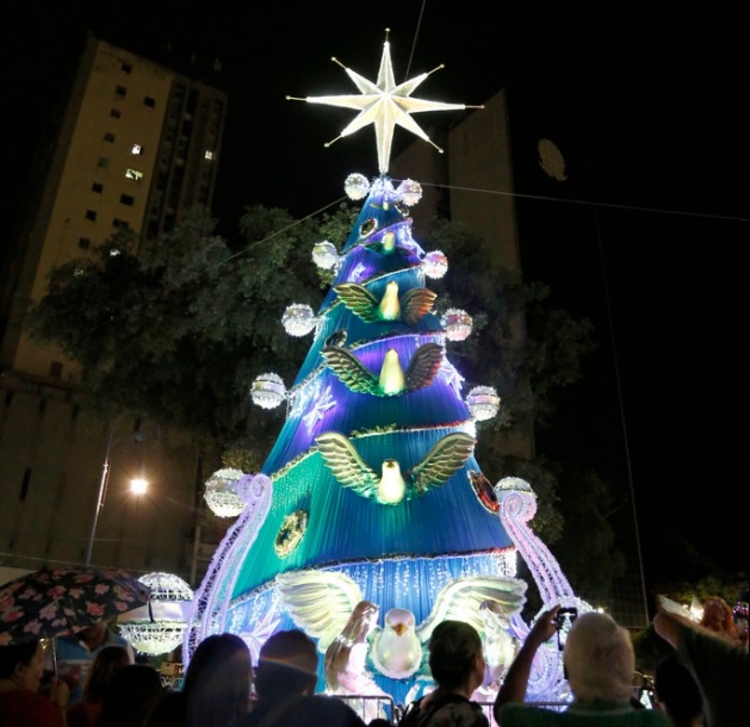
[{"xmin": 494, "ymin": 605, "xmax": 670, "ymax": 725}]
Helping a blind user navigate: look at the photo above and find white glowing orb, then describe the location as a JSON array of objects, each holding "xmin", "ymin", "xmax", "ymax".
[
  {"xmin": 118, "ymin": 572, "xmax": 193, "ymax": 656},
  {"xmin": 441, "ymin": 308, "xmax": 473, "ymax": 341},
  {"xmin": 397, "ymin": 178, "xmax": 422, "ymax": 206},
  {"xmin": 422, "ymin": 250, "xmax": 448, "ymax": 279},
  {"xmin": 312, "ymin": 240, "xmax": 340, "ymax": 270},
  {"xmin": 344, "ymin": 173, "xmax": 370, "ymax": 200},
  {"xmin": 250, "ymin": 373, "xmax": 287, "ymax": 409},
  {"xmin": 204, "ymin": 468, "xmax": 245, "ymax": 518},
  {"xmin": 282, "ymin": 304, "xmax": 317, "ymax": 337},
  {"xmin": 466, "ymin": 385, "xmax": 501, "ymax": 421}
]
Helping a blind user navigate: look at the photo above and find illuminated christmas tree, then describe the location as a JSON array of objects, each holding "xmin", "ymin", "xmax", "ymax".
[{"xmin": 187, "ymin": 33, "xmax": 582, "ymax": 707}]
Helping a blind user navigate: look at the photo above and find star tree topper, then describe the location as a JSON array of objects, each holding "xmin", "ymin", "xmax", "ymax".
[{"xmin": 288, "ymin": 30, "xmax": 481, "ymax": 173}]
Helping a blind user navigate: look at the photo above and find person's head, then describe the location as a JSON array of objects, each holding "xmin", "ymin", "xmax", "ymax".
[
  {"xmin": 77, "ymin": 620, "xmax": 109, "ymax": 649},
  {"xmin": 83, "ymin": 644, "xmax": 130, "ymax": 701},
  {"xmin": 563, "ymin": 612, "xmax": 635, "ymax": 703},
  {"xmin": 653, "ymin": 653, "xmax": 702, "ymax": 726},
  {"xmin": 255, "ymin": 629, "xmax": 319, "ymax": 700},
  {"xmin": 98, "ymin": 663, "xmax": 163, "ymax": 727},
  {"xmin": 0, "ymin": 640, "xmax": 45, "ymax": 691},
  {"xmin": 183, "ymin": 633, "xmax": 252, "ymax": 727},
  {"xmin": 428, "ymin": 620, "xmax": 485, "ymax": 694}
]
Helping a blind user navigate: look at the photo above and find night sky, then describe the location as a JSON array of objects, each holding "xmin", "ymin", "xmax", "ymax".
[{"xmin": 6, "ymin": 2, "xmax": 748, "ymax": 585}]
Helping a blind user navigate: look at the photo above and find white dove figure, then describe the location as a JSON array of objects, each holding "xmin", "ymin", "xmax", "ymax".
[
  {"xmin": 315, "ymin": 430, "xmax": 474, "ymax": 505},
  {"xmin": 276, "ymin": 570, "xmax": 527, "ymax": 686},
  {"xmin": 370, "ymin": 607, "xmax": 422, "ymax": 679}
]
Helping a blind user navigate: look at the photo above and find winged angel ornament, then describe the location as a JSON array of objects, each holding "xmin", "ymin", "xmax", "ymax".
[
  {"xmin": 315, "ymin": 430, "xmax": 474, "ymax": 504},
  {"xmin": 276, "ymin": 570, "xmax": 525, "ymax": 687}
]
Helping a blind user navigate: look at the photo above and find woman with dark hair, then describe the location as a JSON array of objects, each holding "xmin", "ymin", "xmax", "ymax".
[
  {"xmin": 66, "ymin": 644, "xmax": 129, "ymax": 727},
  {"xmin": 147, "ymin": 633, "xmax": 253, "ymax": 727},
  {"xmin": 184, "ymin": 633, "xmax": 253, "ymax": 727},
  {"xmin": 0, "ymin": 639, "xmax": 68, "ymax": 727}
]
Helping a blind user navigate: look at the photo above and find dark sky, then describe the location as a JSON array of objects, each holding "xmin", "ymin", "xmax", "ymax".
[{"xmin": 6, "ymin": 3, "xmax": 748, "ymax": 584}]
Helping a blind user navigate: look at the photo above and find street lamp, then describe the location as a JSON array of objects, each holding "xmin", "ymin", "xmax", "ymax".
[{"xmin": 85, "ymin": 411, "xmax": 153, "ymax": 566}]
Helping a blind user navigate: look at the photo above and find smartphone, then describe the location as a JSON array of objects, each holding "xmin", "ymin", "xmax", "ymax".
[{"xmin": 556, "ymin": 607, "xmax": 578, "ymax": 651}]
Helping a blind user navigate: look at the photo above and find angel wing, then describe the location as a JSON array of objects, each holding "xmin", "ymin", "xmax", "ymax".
[
  {"xmin": 415, "ymin": 575, "xmax": 527, "ymax": 643},
  {"xmin": 320, "ymin": 346, "xmax": 380, "ymax": 395},
  {"xmin": 334, "ymin": 283, "xmax": 381, "ymax": 322},
  {"xmin": 276, "ymin": 570, "xmax": 364, "ymax": 652},
  {"xmin": 407, "ymin": 432, "xmax": 475, "ymax": 496},
  {"xmin": 404, "ymin": 342, "xmax": 443, "ymax": 392},
  {"xmin": 315, "ymin": 431, "xmax": 381, "ymax": 500},
  {"xmin": 400, "ymin": 287, "xmax": 437, "ymax": 324}
]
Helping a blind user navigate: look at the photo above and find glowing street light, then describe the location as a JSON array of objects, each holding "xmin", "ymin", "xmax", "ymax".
[{"xmin": 85, "ymin": 411, "xmax": 155, "ymax": 566}]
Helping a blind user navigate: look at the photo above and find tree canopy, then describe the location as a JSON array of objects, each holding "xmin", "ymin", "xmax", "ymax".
[{"xmin": 27, "ymin": 202, "xmax": 625, "ymax": 596}]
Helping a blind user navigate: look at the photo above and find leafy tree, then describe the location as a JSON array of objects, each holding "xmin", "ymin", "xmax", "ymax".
[{"xmin": 28, "ymin": 204, "xmax": 623, "ymax": 597}]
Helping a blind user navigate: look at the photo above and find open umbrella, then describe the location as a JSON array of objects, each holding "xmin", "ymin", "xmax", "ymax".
[{"xmin": 0, "ymin": 567, "xmax": 151, "ymax": 646}]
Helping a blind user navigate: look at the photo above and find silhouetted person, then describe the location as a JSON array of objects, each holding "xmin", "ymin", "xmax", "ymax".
[
  {"xmin": 654, "ymin": 609, "xmax": 749, "ymax": 727},
  {"xmin": 653, "ymin": 653, "xmax": 703, "ymax": 727},
  {"xmin": 244, "ymin": 629, "xmax": 365, "ymax": 727},
  {"xmin": 400, "ymin": 620, "xmax": 488, "ymax": 727}
]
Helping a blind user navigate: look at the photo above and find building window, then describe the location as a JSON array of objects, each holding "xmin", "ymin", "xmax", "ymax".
[
  {"xmin": 115, "ymin": 85, "xmax": 127, "ymax": 97},
  {"xmin": 125, "ymin": 168, "xmax": 144, "ymax": 181},
  {"xmin": 103, "ymin": 132, "xmax": 115, "ymax": 143},
  {"xmin": 131, "ymin": 144, "xmax": 143, "ymax": 155},
  {"xmin": 92, "ymin": 182, "xmax": 103, "ymax": 193},
  {"xmin": 113, "ymin": 218, "xmax": 130, "ymax": 230},
  {"xmin": 110, "ymin": 108, "xmax": 121, "ymax": 119},
  {"xmin": 85, "ymin": 210, "xmax": 97, "ymax": 221},
  {"xmin": 204, "ymin": 150, "xmax": 215, "ymax": 160},
  {"xmin": 121, "ymin": 62, "xmax": 132, "ymax": 74},
  {"xmin": 98, "ymin": 157, "xmax": 109, "ymax": 168},
  {"xmin": 49, "ymin": 361, "xmax": 63, "ymax": 379},
  {"xmin": 120, "ymin": 194, "xmax": 135, "ymax": 206},
  {"xmin": 78, "ymin": 237, "xmax": 91, "ymax": 249},
  {"xmin": 144, "ymin": 96, "xmax": 155, "ymax": 108}
]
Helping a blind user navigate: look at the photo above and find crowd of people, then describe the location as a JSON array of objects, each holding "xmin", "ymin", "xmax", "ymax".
[{"xmin": 1, "ymin": 595, "xmax": 747, "ymax": 727}]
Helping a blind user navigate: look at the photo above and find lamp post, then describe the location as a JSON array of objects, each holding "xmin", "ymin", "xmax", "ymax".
[{"xmin": 85, "ymin": 411, "xmax": 152, "ymax": 567}]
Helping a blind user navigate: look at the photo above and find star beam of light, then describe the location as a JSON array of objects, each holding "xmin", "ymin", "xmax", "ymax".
[{"xmin": 287, "ymin": 30, "xmax": 481, "ymax": 173}]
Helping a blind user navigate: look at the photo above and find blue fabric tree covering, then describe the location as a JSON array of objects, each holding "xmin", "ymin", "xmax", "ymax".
[{"xmin": 220, "ymin": 177, "xmax": 514, "ymax": 703}]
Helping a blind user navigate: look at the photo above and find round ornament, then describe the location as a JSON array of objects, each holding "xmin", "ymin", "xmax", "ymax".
[
  {"xmin": 250, "ymin": 373, "xmax": 287, "ymax": 409},
  {"xmin": 344, "ymin": 173, "xmax": 370, "ymax": 200},
  {"xmin": 397, "ymin": 178, "xmax": 422, "ymax": 206},
  {"xmin": 441, "ymin": 308, "xmax": 473, "ymax": 341},
  {"xmin": 422, "ymin": 250, "xmax": 448, "ymax": 279},
  {"xmin": 466, "ymin": 385, "xmax": 501, "ymax": 421},
  {"xmin": 204, "ymin": 468, "xmax": 245, "ymax": 518},
  {"xmin": 117, "ymin": 572, "xmax": 193, "ymax": 655},
  {"xmin": 282, "ymin": 304, "xmax": 317, "ymax": 337},
  {"xmin": 312, "ymin": 240, "xmax": 340, "ymax": 270},
  {"xmin": 274, "ymin": 510, "xmax": 308, "ymax": 557}
]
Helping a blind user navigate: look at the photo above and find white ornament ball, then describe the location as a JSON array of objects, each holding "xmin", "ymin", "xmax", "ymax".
[
  {"xmin": 397, "ymin": 178, "xmax": 423, "ymax": 206},
  {"xmin": 282, "ymin": 304, "xmax": 317, "ymax": 337},
  {"xmin": 118, "ymin": 572, "xmax": 193, "ymax": 656},
  {"xmin": 204, "ymin": 468, "xmax": 245, "ymax": 518},
  {"xmin": 344, "ymin": 173, "xmax": 370, "ymax": 200},
  {"xmin": 422, "ymin": 250, "xmax": 449, "ymax": 279},
  {"xmin": 441, "ymin": 308, "xmax": 473, "ymax": 341},
  {"xmin": 312, "ymin": 241, "xmax": 339, "ymax": 270},
  {"xmin": 251, "ymin": 373, "xmax": 287, "ymax": 409},
  {"xmin": 466, "ymin": 386, "xmax": 501, "ymax": 421}
]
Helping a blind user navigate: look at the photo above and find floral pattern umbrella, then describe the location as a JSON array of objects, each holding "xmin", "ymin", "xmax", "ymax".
[{"xmin": 0, "ymin": 567, "xmax": 151, "ymax": 645}]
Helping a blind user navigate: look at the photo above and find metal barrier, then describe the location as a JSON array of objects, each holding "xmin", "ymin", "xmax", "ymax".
[{"xmin": 335, "ymin": 694, "xmax": 398, "ymax": 724}]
